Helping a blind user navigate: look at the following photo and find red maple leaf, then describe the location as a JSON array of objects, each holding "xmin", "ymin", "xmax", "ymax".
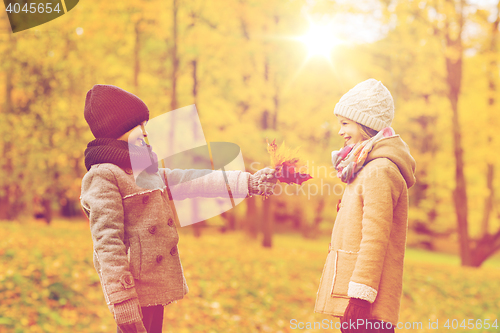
[
  {"xmin": 275, "ymin": 162, "xmax": 313, "ymax": 185},
  {"xmin": 266, "ymin": 138, "xmax": 313, "ymax": 186}
]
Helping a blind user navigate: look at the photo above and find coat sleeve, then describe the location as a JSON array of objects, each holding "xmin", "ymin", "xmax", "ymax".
[
  {"xmin": 348, "ymin": 166, "xmax": 403, "ymax": 303},
  {"xmin": 160, "ymin": 168, "xmax": 250, "ymax": 200},
  {"xmin": 81, "ymin": 167, "xmax": 139, "ymax": 306}
]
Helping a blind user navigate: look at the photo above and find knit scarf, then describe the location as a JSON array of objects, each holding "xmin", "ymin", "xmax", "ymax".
[
  {"xmin": 331, "ymin": 127, "xmax": 396, "ymax": 184},
  {"xmin": 85, "ymin": 138, "xmax": 159, "ymax": 173}
]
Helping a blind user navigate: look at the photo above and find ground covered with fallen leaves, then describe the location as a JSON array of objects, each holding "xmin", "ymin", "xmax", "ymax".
[{"xmin": 0, "ymin": 219, "xmax": 499, "ymax": 333}]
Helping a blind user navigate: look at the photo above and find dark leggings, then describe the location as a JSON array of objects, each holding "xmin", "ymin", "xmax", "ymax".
[
  {"xmin": 340, "ymin": 319, "xmax": 396, "ymax": 333},
  {"xmin": 117, "ymin": 305, "xmax": 164, "ymax": 333}
]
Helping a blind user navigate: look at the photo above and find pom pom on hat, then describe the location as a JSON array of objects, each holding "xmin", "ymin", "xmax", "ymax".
[{"xmin": 334, "ymin": 79, "xmax": 394, "ymax": 131}]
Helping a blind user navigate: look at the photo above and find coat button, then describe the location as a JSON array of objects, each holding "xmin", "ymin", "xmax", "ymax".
[
  {"xmin": 143, "ymin": 195, "xmax": 149, "ymax": 204},
  {"xmin": 168, "ymin": 218, "xmax": 174, "ymax": 227},
  {"xmin": 170, "ymin": 246, "xmax": 178, "ymax": 256},
  {"xmin": 156, "ymin": 255, "xmax": 163, "ymax": 263},
  {"xmin": 148, "ymin": 225, "xmax": 157, "ymax": 234},
  {"xmin": 124, "ymin": 275, "xmax": 133, "ymax": 285},
  {"xmin": 124, "ymin": 168, "xmax": 133, "ymax": 175}
]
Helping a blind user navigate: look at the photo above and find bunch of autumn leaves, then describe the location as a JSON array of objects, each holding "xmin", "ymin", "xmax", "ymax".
[{"xmin": 266, "ymin": 139, "xmax": 312, "ymax": 187}]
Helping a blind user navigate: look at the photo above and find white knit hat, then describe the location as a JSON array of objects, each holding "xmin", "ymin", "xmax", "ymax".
[{"xmin": 334, "ymin": 79, "xmax": 394, "ymax": 131}]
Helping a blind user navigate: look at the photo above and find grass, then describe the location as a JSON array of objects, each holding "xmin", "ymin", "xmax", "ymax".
[
  {"xmin": 0, "ymin": 219, "xmax": 499, "ymax": 333},
  {"xmin": 405, "ymin": 247, "xmax": 500, "ymax": 269}
]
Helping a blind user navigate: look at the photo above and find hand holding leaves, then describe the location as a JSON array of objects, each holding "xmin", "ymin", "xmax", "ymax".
[
  {"xmin": 248, "ymin": 167, "xmax": 277, "ymax": 196},
  {"xmin": 266, "ymin": 139, "xmax": 312, "ymax": 185}
]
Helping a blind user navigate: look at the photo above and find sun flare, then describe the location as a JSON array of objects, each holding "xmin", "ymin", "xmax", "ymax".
[{"xmin": 297, "ymin": 22, "xmax": 342, "ymax": 59}]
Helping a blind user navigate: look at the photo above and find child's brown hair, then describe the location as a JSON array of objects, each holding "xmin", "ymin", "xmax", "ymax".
[{"xmin": 358, "ymin": 124, "xmax": 379, "ymax": 140}]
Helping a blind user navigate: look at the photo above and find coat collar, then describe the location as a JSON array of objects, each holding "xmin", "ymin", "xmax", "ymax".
[{"xmin": 364, "ymin": 135, "xmax": 417, "ymax": 189}]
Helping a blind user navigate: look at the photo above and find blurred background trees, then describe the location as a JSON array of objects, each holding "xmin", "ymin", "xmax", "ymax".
[{"xmin": 0, "ymin": 0, "xmax": 499, "ymax": 266}]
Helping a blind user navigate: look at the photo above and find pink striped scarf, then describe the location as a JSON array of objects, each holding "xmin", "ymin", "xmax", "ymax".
[{"xmin": 331, "ymin": 127, "xmax": 396, "ymax": 183}]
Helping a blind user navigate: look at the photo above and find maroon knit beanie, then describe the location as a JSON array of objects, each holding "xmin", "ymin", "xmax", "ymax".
[{"xmin": 84, "ymin": 85, "xmax": 150, "ymax": 139}]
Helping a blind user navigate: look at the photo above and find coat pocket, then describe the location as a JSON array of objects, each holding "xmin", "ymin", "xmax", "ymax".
[
  {"xmin": 128, "ymin": 235, "xmax": 141, "ymax": 280},
  {"xmin": 331, "ymin": 250, "xmax": 358, "ymax": 297}
]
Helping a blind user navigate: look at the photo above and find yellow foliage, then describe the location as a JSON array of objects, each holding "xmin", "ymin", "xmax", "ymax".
[{"xmin": 266, "ymin": 139, "xmax": 308, "ymax": 173}]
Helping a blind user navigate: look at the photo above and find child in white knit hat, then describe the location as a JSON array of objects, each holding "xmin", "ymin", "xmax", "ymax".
[{"xmin": 314, "ymin": 79, "xmax": 417, "ymax": 333}]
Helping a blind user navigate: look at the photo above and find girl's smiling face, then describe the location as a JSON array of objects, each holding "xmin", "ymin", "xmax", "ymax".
[{"xmin": 336, "ymin": 116, "xmax": 363, "ymax": 146}]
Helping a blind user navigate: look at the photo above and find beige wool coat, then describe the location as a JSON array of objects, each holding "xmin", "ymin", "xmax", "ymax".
[
  {"xmin": 80, "ymin": 163, "xmax": 249, "ymax": 312},
  {"xmin": 314, "ymin": 135, "xmax": 416, "ymax": 325}
]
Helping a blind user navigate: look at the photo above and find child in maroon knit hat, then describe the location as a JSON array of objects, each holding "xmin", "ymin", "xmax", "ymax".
[{"xmin": 80, "ymin": 85, "xmax": 275, "ymax": 333}]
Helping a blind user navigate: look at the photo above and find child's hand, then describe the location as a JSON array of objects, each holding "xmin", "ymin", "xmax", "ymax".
[
  {"xmin": 248, "ymin": 167, "xmax": 277, "ymax": 196},
  {"xmin": 118, "ymin": 322, "xmax": 148, "ymax": 333},
  {"xmin": 114, "ymin": 298, "xmax": 147, "ymax": 333},
  {"xmin": 340, "ymin": 297, "xmax": 371, "ymax": 333}
]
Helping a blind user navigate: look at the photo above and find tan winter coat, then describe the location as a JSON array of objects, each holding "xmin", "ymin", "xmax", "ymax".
[
  {"xmin": 314, "ymin": 135, "xmax": 416, "ymax": 325},
  {"xmin": 80, "ymin": 163, "xmax": 249, "ymax": 311}
]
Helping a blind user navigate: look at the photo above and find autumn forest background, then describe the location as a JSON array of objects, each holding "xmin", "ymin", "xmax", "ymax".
[{"xmin": 1, "ymin": 0, "xmax": 500, "ymax": 332}]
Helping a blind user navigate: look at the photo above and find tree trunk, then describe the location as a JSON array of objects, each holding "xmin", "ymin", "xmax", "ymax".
[
  {"xmin": 190, "ymin": 58, "xmax": 206, "ymax": 237},
  {"xmin": 272, "ymin": 86, "xmax": 279, "ymax": 130},
  {"xmin": 192, "ymin": 221, "xmax": 204, "ymax": 238},
  {"xmin": 190, "ymin": 198, "xmax": 201, "ymax": 237},
  {"xmin": 61, "ymin": 198, "xmax": 79, "ymax": 217},
  {"xmin": 42, "ymin": 198, "xmax": 52, "ymax": 225},
  {"xmin": 262, "ymin": 198, "xmax": 273, "ymax": 248},
  {"xmin": 133, "ymin": 19, "xmax": 141, "ymax": 93},
  {"xmin": 170, "ymin": 0, "xmax": 178, "ymax": 111},
  {"xmin": 245, "ymin": 196, "xmax": 258, "ymax": 238},
  {"xmin": 272, "ymin": 16, "xmax": 280, "ymax": 130},
  {"xmin": 0, "ymin": 33, "xmax": 15, "ymax": 220},
  {"xmin": 221, "ymin": 211, "xmax": 236, "ymax": 231},
  {"xmin": 444, "ymin": 0, "xmax": 471, "ymax": 266},
  {"xmin": 481, "ymin": 163, "xmax": 494, "ymax": 237},
  {"xmin": 192, "ymin": 59, "xmax": 197, "ymax": 98},
  {"xmin": 166, "ymin": 0, "xmax": 179, "ymax": 216},
  {"xmin": 292, "ymin": 206, "xmax": 302, "ymax": 230},
  {"xmin": 470, "ymin": 231, "xmax": 500, "ymax": 267},
  {"xmin": 470, "ymin": 0, "xmax": 500, "ymax": 267},
  {"xmin": 312, "ymin": 198, "xmax": 325, "ymax": 229},
  {"xmin": 480, "ymin": 0, "xmax": 499, "ymax": 239},
  {"xmin": 259, "ymin": 55, "xmax": 276, "ymax": 247}
]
